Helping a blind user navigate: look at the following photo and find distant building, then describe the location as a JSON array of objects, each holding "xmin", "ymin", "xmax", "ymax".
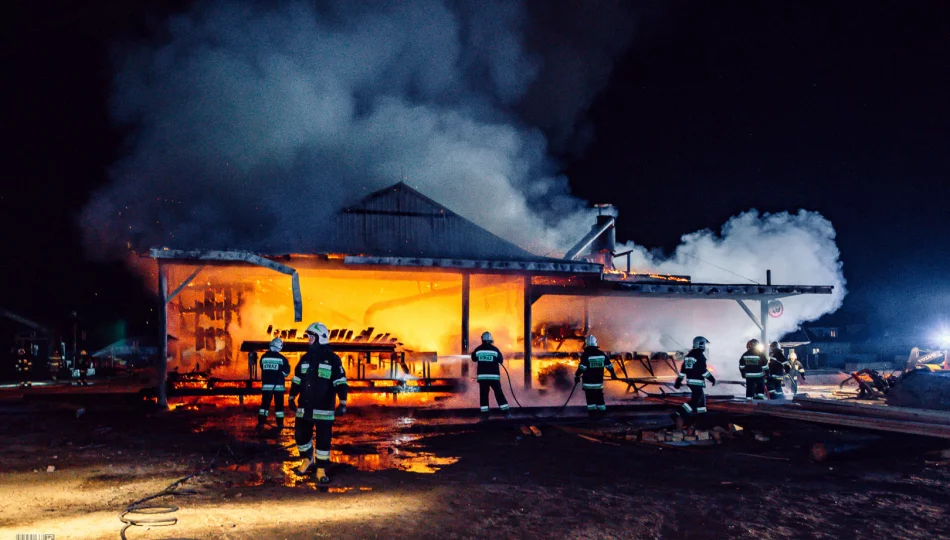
[{"xmin": 781, "ymin": 324, "xmax": 890, "ymax": 370}]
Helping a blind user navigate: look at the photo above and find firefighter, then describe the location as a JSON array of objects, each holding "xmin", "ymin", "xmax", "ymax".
[
  {"xmin": 258, "ymin": 338, "xmax": 292, "ymax": 429},
  {"xmin": 739, "ymin": 339, "xmax": 769, "ymax": 401},
  {"xmin": 787, "ymin": 350, "xmax": 806, "ymax": 394},
  {"xmin": 471, "ymin": 331, "xmax": 510, "ymax": 419},
  {"xmin": 574, "ymin": 335, "xmax": 617, "ymax": 417},
  {"xmin": 672, "ymin": 336, "xmax": 716, "ymax": 422},
  {"xmin": 288, "ymin": 322, "xmax": 348, "ymax": 483},
  {"xmin": 77, "ymin": 350, "xmax": 90, "ymax": 386},
  {"xmin": 49, "ymin": 349, "xmax": 62, "ymax": 383},
  {"xmin": 767, "ymin": 342, "xmax": 790, "ymax": 399},
  {"xmin": 15, "ymin": 348, "xmax": 32, "ymax": 388}
]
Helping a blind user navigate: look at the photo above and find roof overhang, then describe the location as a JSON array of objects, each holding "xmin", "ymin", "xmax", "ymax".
[
  {"xmin": 147, "ymin": 249, "xmax": 602, "ymax": 275},
  {"xmin": 147, "ymin": 249, "xmax": 834, "ymax": 301},
  {"xmin": 534, "ymin": 281, "xmax": 834, "ymax": 301},
  {"xmin": 343, "ymin": 255, "xmax": 601, "ymax": 274}
]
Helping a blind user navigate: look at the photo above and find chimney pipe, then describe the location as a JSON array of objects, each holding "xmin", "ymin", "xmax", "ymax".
[{"xmin": 564, "ymin": 204, "xmax": 617, "ymax": 261}]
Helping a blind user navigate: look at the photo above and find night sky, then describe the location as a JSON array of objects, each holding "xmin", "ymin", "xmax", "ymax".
[{"xmin": 4, "ymin": 1, "xmax": 949, "ymax": 346}]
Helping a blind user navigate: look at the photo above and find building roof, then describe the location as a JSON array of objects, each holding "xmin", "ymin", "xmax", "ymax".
[
  {"xmin": 778, "ymin": 329, "xmax": 811, "ymax": 347},
  {"xmin": 147, "ymin": 183, "xmax": 835, "ymax": 300},
  {"xmin": 322, "ymin": 182, "xmax": 555, "ymax": 262}
]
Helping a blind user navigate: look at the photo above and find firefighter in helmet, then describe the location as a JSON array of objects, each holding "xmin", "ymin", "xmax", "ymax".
[
  {"xmin": 77, "ymin": 350, "xmax": 90, "ymax": 386},
  {"xmin": 739, "ymin": 339, "xmax": 769, "ymax": 400},
  {"xmin": 673, "ymin": 336, "xmax": 716, "ymax": 424},
  {"xmin": 787, "ymin": 349, "xmax": 806, "ymax": 394},
  {"xmin": 767, "ymin": 341, "xmax": 790, "ymax": 399},
  {"xmin": 574, "ymin": 335, "xmax": 617, "ymax": 417},
  {"xmin": 258, "ymin": 337, "xmax": 291, "ymax": 430},
  {"xmin": 288, "ymin": 322, "xmax": 348, "ymax": 483},
  {"xmin": 49, "ymin": 348, "xmax": 62, "ymax": 383},
  {"xmin": 471, "ymin": 331, "xmax": 510, "ymax": 419},
  {"xmin": 16, "ymin": 348, "xmax": 32, "ymax": 388}
]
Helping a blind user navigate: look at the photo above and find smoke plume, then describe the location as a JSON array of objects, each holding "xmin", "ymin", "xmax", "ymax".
[
  {"xmin": 81, "ymin": 0, "xmax": 637, "ymax": 256},
  {"xmin": 595, "ymin": 210, "xmax": 847, "ymax": 383}
]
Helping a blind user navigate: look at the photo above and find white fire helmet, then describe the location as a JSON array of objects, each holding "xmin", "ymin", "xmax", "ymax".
[
  {"xmin": 269, "ymin": 338, "xmax": 283, "ymax": 352},
  {"xmin": 585, "ymin": 335, "xmax": 598, "ymax": 347},
  {"xmin": 692, "ymin": 336, "xmax": 710, "ymax": 350},
  {"xmin": 305, "ymin": 322, "xmax": 330, "ymax": 345},
  {"xmin": 481, "ymin": 331, "xmax": 493, "ymax": 343}
]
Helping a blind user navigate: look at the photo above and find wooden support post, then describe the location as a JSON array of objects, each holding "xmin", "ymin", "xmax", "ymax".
[
  {"xmin": 583, "ymin": 297, "xmax": 591, "ymax": 334},
  {"xmin": 461, "ymin": 273, "xmax": 470, "ymax": 377},
  {"xmin": 523, "ymin": 275, "xmax": 533, "ymax": 389},
  {"xmin": 158, "ymin": 262, "xmax": 169, "ymax": 409}
]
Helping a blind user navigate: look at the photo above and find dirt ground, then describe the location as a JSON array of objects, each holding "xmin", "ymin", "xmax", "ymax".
[{"xmin": 1, "ymin": 396, "xmax": 948, "ymax": 539}]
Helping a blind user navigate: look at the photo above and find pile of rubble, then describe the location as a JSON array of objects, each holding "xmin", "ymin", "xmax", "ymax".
[{"xmin": 637, "ymin": 424, "xmax": 743, "ymax": 446}]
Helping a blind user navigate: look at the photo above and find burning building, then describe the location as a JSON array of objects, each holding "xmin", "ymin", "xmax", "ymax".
[{"xmin": 142, "ymin": 182, "xmax": 833, "ymax": 407}]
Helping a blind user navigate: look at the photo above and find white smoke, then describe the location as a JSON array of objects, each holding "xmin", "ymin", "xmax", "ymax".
[
  {"xmin": 593, "ymin": 209, "xmax": 846, "ymax": 384},
  {"xmin": 80, "ymin": 0, "xmax": 633, "ymax": 256}
]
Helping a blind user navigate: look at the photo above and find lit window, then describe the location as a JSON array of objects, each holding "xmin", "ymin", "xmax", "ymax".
[
  {"xmin": 813, "ymin": 348, "xmax": 820, "ymax": 354},
  {"xmin": 830, "ymin": 330, "xmax": 837, "ymax": 338}
]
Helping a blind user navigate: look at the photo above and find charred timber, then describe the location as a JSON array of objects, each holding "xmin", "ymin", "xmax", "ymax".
[
  {"xmin": 240, "ymin": 340, "xmax": 397, "ymax": 353},
  {"xmin": 344, "ymin": 255, "xmax": 601, "ymax": 274}
]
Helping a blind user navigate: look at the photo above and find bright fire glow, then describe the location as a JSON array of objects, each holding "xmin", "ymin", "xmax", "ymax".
[{"xmin": 159, "ymin": 259, "xmax": 525, "ymax": 379}]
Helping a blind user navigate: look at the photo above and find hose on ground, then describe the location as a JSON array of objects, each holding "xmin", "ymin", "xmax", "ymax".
[
  {"xmin": 499, "ymin": 364, "xmax": 579, "ymax": 418},
  {"xmin": 118, "ymin": 443, "xmax": 247, "ymax": 539}
]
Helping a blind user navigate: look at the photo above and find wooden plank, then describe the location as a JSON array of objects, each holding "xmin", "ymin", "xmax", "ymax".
[
  {"xmin": 793, "ymin": 396, "xmax": 950, "ymax": 425},
  {"xmin": 708, "ymin": 400, "xmax": 950, "ymax": 439}
]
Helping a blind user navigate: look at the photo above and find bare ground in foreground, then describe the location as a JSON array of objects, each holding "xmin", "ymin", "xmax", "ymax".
[{"xmin": 0, "ymin": 397, "xmax": 948, "ymax": 539}]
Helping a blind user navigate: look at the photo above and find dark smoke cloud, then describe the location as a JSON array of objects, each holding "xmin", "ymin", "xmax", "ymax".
[{"xmin": 81, "ymin": 0, "xmax": 640, "ymax": 257}]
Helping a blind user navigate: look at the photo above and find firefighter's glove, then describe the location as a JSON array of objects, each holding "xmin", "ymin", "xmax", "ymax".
[
  {"xmin": 708, "ymin": 374, "xmax": 717, "ymax": 386},
  {"xmin": 336, "ymin": 403, "xmax": 347, "ymax": 416},
  {"xmin": 673, "ymin": 378, "xmax": 682, "ymax": 389},
  {"xmin": 800, "ymin": 374, "xmax": 806, "ymax": 381},
  {"xmin": 610, "ymin": 371, "xmax": 618, "ymax": 380},
  {"xmin": 574, "ymin": 375, "xmax": 581, "ymax": 385}
]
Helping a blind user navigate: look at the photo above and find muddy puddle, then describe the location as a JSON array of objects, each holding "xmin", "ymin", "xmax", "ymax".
[{"xmin": 198, "ymin": 409, "xmax": 461, "ymax": 488}]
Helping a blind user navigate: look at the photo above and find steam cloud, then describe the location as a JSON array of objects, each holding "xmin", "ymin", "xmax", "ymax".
[
  {"xmin": 82, "ymin": 0, "xmax": 846, "ymax": 389},
  {"xmin": 594, "ymin": 210, "xmax": 846, "ymax": 383}
]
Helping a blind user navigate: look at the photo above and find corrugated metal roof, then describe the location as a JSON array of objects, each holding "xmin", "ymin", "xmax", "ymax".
[{"xmin": 321, "ymin": 182, "xmax": 551, "ymax": 261}]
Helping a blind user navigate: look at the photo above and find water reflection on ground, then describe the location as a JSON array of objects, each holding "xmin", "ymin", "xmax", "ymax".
[{"xmin": 197, "ymin": 407, "xmax": 462, "ymax": 489}]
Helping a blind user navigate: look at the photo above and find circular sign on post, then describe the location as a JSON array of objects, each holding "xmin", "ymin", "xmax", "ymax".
[{"xmin": 768, "ymin": 300, "xmax": 784, "ymax": 318}]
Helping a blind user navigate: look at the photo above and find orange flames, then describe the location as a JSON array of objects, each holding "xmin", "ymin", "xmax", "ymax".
[{"xmin": 160, "ymin": 260, "xmax": 526, "ymax": 379}]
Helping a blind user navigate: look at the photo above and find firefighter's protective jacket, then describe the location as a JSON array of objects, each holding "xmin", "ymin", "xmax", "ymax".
[
  {"xmin": 739, "ymin": 350, "xmax": 769, "ymax": 379},
  {"xmin": 770, "ymin": 349, "xmax": 791, "ymax": 380},
  {"xmin": 575, "ymin": 346, "xmax": 615, "ymax": 390},
  {"xmin": 767, "ymin": 355, "xmax": 787, "ymax": 383},
  {"xmin": 16, "ymin": 354, "xmax": 31, "ymax": 373},
  {"xmin": 260, "ymin": 350, "xmax": 291, "ymax": 392},
  {"xmin": 789, "ymin": 357, "xmax": 806, "ymax": 378},
  {"xmin": 471, "ymin": 342, "xmax": 503, "ymax": 382},
  {"xmin": 677, "ymin": 348, "xmax": 715, "ymax": 387},
  {"xmin": 289, "ymin": 343, "xmax": 348, "ymax": 422}
]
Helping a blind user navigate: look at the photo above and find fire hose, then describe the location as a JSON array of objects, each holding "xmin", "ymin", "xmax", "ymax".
[
  {"xmin": 118, "ymin": 447, "xmax": 225, "ymax": 539},
  {"xmin": 117, "ymin": 442, "xmax": 272, "ymax": 539},
  {"xmin": 499, "ymin": 364, "xmax": 579, "ymax": 418}
]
